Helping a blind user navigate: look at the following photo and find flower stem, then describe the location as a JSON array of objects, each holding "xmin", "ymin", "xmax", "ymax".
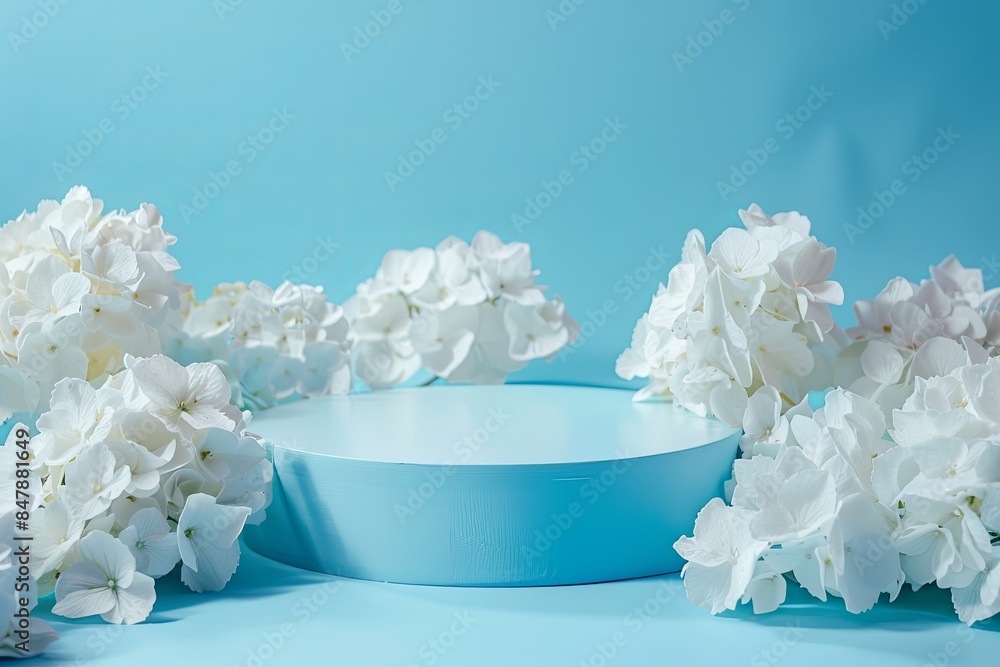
[{"xmin": 419, "ymin": 375, "xmax": 440, "ymax": 387}]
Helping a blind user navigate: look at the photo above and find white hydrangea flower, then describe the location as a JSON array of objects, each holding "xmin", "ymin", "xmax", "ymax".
[
  {"xmin": 840, "ymin": 255, "xmax": 997, "ymax": 420},
  {"xmin": 675, "ymin": 498, "xmax": 768, "ymax": 614},
  {"xmin": 0, "ymin": 188, "xmax": 186, "ymax": 410},
  {"xmin": 345, "ymin": 232, "xmax": 577, "ymax": 388},
  {"xmin": 52, "ymin": 531, "xmax": 156, "ymax": 625},
  {"xmin": 167, "ymin": 280, "xmax": 352, "ymax": 408},
  {"xmin": 617, "ymin": 204, "xmax": 843, "ymax": 426},
  {"xmin": 118, "ymin": 507, "xmax": 181, "ymax": 578},
  {"xmin": 2, "ymin": 313, "xmax": 271, "ymax": 634},
  {"xmin": 676, "ymin": 367, "xmax": 1000, "ymax": 625},
  {"xmin": 177, "ymin": 493, "xmax": 250, "ymax": 593}
]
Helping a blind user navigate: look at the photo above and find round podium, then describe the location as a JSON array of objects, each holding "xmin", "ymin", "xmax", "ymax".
[{"xmin": 243, "ymin": 384, "xmax": 739, "ymax": 586}]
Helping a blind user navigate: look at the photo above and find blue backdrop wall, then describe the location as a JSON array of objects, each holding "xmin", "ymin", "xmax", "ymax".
[{"xmin": 2, "ymin": 0, "xmax": 998, "ymax": 387}]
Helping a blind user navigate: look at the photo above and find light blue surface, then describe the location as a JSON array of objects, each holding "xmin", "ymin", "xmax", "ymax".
[
  {"xmin": 21, "ymin": 543, "xmax": 1000, "ymax": 667},
  {"xmin": 244, "ymin": 385, "xmax": 740, "ymax": 585},
  {"xmin": 5, "ymin": 1, "xmax": 1000, "ymax": 661},
  {"xmin": 2, "ymin": 0, "xmax": 999, "ymax": 388},
  {"xmin": 249, "ymin": 384, "xmax": 740, "ymax": 463}
]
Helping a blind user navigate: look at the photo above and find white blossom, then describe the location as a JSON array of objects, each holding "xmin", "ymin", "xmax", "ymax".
[
  {"xmin": 0, "ymin": 188, "xmax": 186, "ymax": 410},
  {"xmin": 665, "ymin": 237, "xmax": 1000, "ymax": 626},
  {"xmin": 52, "ymin": 531, "xmax": 156, "ymax": 625},
  {"xmin": 346, "ymin": 232, "xmax": 576, "ymax": 387},
  {"xmin": 177, "ymin": 493, "xmax": 250, "ymax": 593},
  {"xmin": 618, "ymin": 204, "xmax": 842, "ymax": 426},
  {"xmin": 675, "ymin": 498, "xmax": 768, "ymax": 614}
]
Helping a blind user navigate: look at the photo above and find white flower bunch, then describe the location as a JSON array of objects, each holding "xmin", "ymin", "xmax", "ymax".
[
  {"xmin": 667, "ymin": 248, "xmax": 1000, "ymax": 625},
  {"xmin": 20, "ymin": 354, "xmax": 270, "ymax": 625},
  {"xmin": 838, "ymin": 256, "xmax": 1000, "ymax": 419},
  {"xmin": 345, "ymin": 231, "xmax": 578, "ymax": 388},
  {"xmin": 166, "ymin": 280, "xmax": 352, "ymax": 410},
  {"xmin": 616, "ymin": 204, "xmax": 845, "ymax": 426},
  {"xmin": 0, "ymin": 190, "xmax": 270, "ymax": 648},
  {"xmin": 676, "ymin": 373, "xmax": 1000, "ymax": 624},
  {"xmin": 0, "ymin": 187, "xmax": 185, "ymax": 414}
]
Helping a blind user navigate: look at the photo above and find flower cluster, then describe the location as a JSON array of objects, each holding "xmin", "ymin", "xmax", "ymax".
[
  {"xmin": 0, "ymin": 189, "xmax": 272, "ymax": 641},
  {"xmin": 0, "ymin": 187, "xmax": 185, "ymax": 415},
  {"xmin": 21, "ymin": 354, "xmax": 270, "ymax": 625},
  {"xmin": 671, "ymin": 247, "xmax": 1000, "ymax": 624},
  {"xmin": 677, "ymin": 378, "xmax": 1000, "ymax": 624},
  {"xmin": 345, "ymin": 232, "xmax": 578, "ymax": 388},
  {"xmin": 838, "ymin": 256, "xmax": 1000, "ymax": 419},
  {"xmin": 616, "ymin": 204, "xmax": 844, "ymax": 426},
  {"xmin": 166, "ymin": 280, "xmax": 352, "ymax": 410},
  {"xmin": 0, "ymin": 189, "xmax": 581, "ymax": 649}
]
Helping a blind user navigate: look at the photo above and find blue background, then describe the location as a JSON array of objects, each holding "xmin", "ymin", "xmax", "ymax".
[
  {"xmin": 4, "ymin": 2, "xmax": 1000, "ymax": 663},
  {"xmin": 2, "ymin": 0, "xmax": 999, "ymax": 388}
]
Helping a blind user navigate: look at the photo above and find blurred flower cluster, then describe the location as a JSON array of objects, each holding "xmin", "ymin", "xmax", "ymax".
[
  {"xmin": 166, "ymin": 281, "xmax": 352, "ymax": 411},
  {"xmin": 837, "ymin": 255, "xmax": 1000, "ymax": 420}
]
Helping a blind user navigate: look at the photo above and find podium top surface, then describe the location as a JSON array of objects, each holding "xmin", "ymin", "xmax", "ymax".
[{"xmin": 251, "ymin": 384, "xmax": 740, "ymax": 466}]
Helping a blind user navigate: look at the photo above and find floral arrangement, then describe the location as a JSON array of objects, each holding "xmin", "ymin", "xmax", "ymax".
[
  {"xmin": 0, "ymin": 186, "xmax": 185, "ymax": 418},
  {"xmin": 0, "ymin": 189, "xmax": 272, "ymax": 646},
  {"xmin": 346, "ymin": 231, "xmax": 578, "ymax": 388},
  {"xmin": 165, "ymin": 280, "xmax": 353, "ymax": 411},
  {"xmin": 836, "ymin": 256, "xmax": 1000, "ymax": 418},
  {"xmin": 25, "ymin": 356, "xmax": 269, "ymax": 616},
  {"xmin": 0, "ymin": 188, "xmax": 579, "ymax": 654},
  {"xmin": 166, "ymin": 231, "xmax": 577, "ymax": 398},
  {"xmin": 616, "ymin": 204, "xmax": 844, "ymax": 425},
  {"xmin": 637, "ymin": 206, "xmax": 1000, "ymax": 625}
]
